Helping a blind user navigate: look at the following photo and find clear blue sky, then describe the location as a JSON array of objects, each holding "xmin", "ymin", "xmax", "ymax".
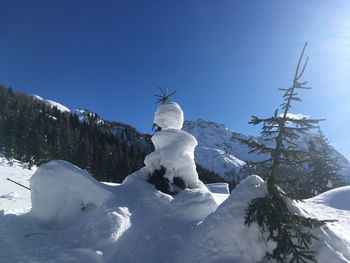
[{"xmin": 1, "ymin": 0, "xmax": 350, "ymax": 159}]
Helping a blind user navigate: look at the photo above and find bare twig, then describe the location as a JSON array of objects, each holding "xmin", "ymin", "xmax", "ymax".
[{"xmin": 6, "ymin": 178, "xmax": 31, "ymax": 191}]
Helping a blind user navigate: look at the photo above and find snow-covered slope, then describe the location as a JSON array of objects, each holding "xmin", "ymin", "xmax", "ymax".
[
  {"xmin": 0, "ymin": 157, "xmax": 35, "ymax": 214},
  {"xmin": 299, "ymin": 186, "xmax": 350, "ymax": 254},
  {"xmin": 73, "ymin": 109, "xmax": 105, "ymax": 125},
  {"xmin": 183, "ymin": 119, "xmax": 350, "ymax": 183},
  {"xmin": 183, "ymin": 119, "xmax": 256, "ymax": 182},
  {"xmin": 33, "ymin": 95, "xmax": 71, "ymax": 113}
]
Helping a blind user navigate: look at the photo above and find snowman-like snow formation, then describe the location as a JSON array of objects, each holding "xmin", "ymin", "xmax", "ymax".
[{"xmin": 143, "ymin": 98, "xmax": 203, "ymax": 194}]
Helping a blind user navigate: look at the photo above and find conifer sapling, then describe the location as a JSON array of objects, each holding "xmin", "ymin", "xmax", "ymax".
[{"xmin": 241, "ymin": 42, "xmax": 329, "ymax": 263}]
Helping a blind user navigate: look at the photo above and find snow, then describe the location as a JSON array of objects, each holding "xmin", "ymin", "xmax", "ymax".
[
  {"xmin": 308, "ymin": 186, "xmax": 350, "ymax": 211},
  {"xmin": 73, "ymin": 109, "xmax": 104, "ymax": 124},
  {"xmin": 179, "ymin": 175, "xmax": 272, "ymax": 263},
  {"xmin": 33, "ymin": 95, "xmax": 71, "ymax": 113},
  {"xmin": 0, "ymin": 157, "xmax": 34, "ymax": 214},
  {"xmin": 299, "ymin": 186, "xmax": 350, "ymax": 251},
  {"xmin": 0, "ymin": 156, "xmax": 350, "ymax": 262},
  {"xmin": 180, "ymin": 175, "xmax": 350, "ymax": 263},
  {"xmin": 206, "ymin": 182, "xmax": 230, "ymax": 194},
  {"xmin": 30, "ymin": 160, "xmax": 114, "ymax": 227},
  {"xmin": 145, "ymin": 101, "xmax": 204, "ymax": 189},
  {"xmin": 145, "ymin": 129, "xmax": 199, "ymax": 188},
  {"xmin": 206, "ymin": 183, "xmax": 230, "ymax": 205},
  {"xmin": 154, "ymin": 102, "xmax": 184, "ymax": 130}
]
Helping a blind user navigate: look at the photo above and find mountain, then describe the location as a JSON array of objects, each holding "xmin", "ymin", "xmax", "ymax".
[
  {"xmin": 183, "ymin": 119, "xmax": 350, "ymax": 184},
  {"xmin": 72, "ymin": 108, "xmax": 152, "ymax": 150},
  {"xmin": 32, "ymin": 94, "xmax": 151, "ymax": 149}
]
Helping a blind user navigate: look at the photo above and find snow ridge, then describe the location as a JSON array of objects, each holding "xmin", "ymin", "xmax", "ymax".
[{"xmin": 32, "ymin": 95, "xmax": 71, "ymax": 113}]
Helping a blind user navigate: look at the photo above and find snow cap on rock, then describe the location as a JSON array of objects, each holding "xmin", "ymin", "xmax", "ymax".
[{"xmin": 154, "ymin": 102, "xmax": 184, "ymax": 130}]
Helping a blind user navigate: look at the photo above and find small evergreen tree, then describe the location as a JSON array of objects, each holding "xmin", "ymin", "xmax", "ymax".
[
  {"xmin": 301, "ymin": 131, "xmax": 344, "ymax": 198},
  {"xmin": 241, "ymin": 42, "xmax": 328, "ymax": 262}
]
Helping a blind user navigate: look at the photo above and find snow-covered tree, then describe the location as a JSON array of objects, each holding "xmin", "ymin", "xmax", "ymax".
[
  {"xmin": 241, "ymin": 43, "xmax": 328, "ymax": 262},
  {"xmin": 146, "ymin": 89, "xmax": 201, "ymax": 194}
]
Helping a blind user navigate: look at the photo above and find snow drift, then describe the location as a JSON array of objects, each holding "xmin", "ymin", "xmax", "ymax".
[
  {"xmin": 180, "ymin": 175, "xmax": 350, "ymax": 263},
  {"xmin": 30, "ymin": 160, "xmax": 113, "ymax": 227},
  {"xmin": 308, "ymin": 186, "xmax": 350, "ymax": 211}
]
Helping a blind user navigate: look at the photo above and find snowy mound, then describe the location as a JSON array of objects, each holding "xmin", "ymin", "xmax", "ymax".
[
  {"xmin": 180, "ymin": 175, "xmax": 350, "ymax": 263},
  {"xmin": 154, "ymin": 102, "xmax": 184, "ymax": 130},
  {"xmin": 179, "ymin": 175, "xmax": 271, "ymax": 263},
  {"xmin": 308, "ymin": 186, "xmax": 350, "ymax": 211},
  {"xmin": 30, "ymin": 160, "xmax": 113, "ymax": 227}
]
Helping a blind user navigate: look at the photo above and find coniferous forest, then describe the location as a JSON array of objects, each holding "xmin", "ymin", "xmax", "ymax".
[{"xmin": 0, "ymin": 84, "xmax": 151, "ymax": 182}]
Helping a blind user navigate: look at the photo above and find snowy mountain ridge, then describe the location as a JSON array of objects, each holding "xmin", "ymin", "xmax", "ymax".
[
  {"xmin": 32, "ymin": 95, "xmax": 71, "ymax": 113},
  {"xmin": 183, "ymin": 119, "xmax": 350, "ymax": 183},
  {"xmin": 32, "ymin": 94, "xmax": 151, "ymax": 149}
]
